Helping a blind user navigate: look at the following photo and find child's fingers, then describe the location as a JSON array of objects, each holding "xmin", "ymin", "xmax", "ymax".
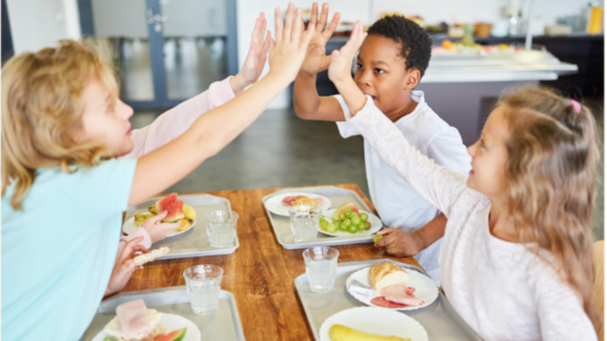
[
  {"xmin": 310, "ymin": 2, "xmax": 319, "ymax": 30},
  {"xmin": 377, "ymin": 228, "xmax": 395, "ymax": 236},
  {"xmin": 258, "ymin": 13, "xmax": 267, "ymax": 44},
  {"xmin": 147, "ymin": 210, "xmax": 168, "ymax": 225},
  {"xmin": 131, "ymin": 244, "xmax": 149, "ymax": 254},
  {"xmin": 274, "ymin": 7, "xmax": 283, "ymax": 42},
  {"xmin": 292, "ymin": 8, "xmax": 303, "ymax": 42},
  {"xmin": 322, "ymin": 12, "xmax": 341, "ymax": 40},
  {"xmin": 317, "ymin": 2, "xmax": 330, "ymax": 31},
  {"xmin": 283, "ymin": 3, "xmax": 295, "ymax": 42},
  {"xmin": 301, "ymin": 22, "xmax": 316, "ymax": 47},
  {"xmin": 266, "ymin": 34, "xmax": 276, "ymax": 51},
  {"xmin": 251, "ymin": 15, "xmax": 263, "ymax": 44},
  {"xmin": 263, "ymin": 30, "xmax": 272, "ymax": 52}
]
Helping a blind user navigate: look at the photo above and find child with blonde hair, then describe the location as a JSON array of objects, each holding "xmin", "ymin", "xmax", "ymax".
[
  {"xmin": 2, "ymin": 4, "xmax": 314, "ymax": 340},
  {"xmin": 327, "ymin": 24, "xmax": 601, "ymax": 339}
]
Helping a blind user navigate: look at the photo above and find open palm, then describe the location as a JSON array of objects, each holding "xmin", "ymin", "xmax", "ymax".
[{"xmin": 300, "ymin": 2, "xmax": 340, "ymax": 75}]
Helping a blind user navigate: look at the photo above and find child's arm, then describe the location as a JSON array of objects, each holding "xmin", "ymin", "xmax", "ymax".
[
  {"xmin": 123, "ymin": 14, "xmax": 273, "ymax": 159},
  {"xmin": 128, "ymin": 4, "xmax": 315, "ymax": 206},
  {"xmin": 328, "ymin": 22, "xmax": 468, "ymax": 217},
  {"xmin": 375, "ymin": 213, "xmax": 447, "ymax": 256},
  {"xmin": 105, "ymin": 237, "xmax": 147, "ymax": 299},
  {"xmin": 293, "ymin": 2, "xmax": 344, "ymax": 122}
]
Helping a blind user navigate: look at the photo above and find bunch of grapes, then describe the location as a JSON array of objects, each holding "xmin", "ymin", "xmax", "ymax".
[{"xmin": 319, "ymin": 208, "xmax": 371, "ymax": 234}]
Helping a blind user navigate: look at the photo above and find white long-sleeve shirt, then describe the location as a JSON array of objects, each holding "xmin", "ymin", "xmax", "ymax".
[{"xmin": 346, "ymin": 95, "xmax": 597, "ymax": 341}]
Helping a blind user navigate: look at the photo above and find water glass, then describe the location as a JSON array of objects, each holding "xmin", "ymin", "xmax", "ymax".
[
  {"xmin": 289, "ymin": 205, "xmax": 321, "ymax": 242},
  {"xmin": 183, "ymin": 265, "xmax": 223, "ymax": 315},
  {"xmin": 303, "ymin": 247, "xmax": 339, "ymax": 293},
  {"xmin": 205, "ymin": 210, "xmax": 238, "ymax": 248}
]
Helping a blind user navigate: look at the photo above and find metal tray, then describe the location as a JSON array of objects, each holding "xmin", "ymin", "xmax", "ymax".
[
  {"xmin": 125, "ymin": 194, "xmax": 239, "ymax": 259},
  {"xmin": 81, "ymin": 286, "xmax": 245, "ymax": 341},
  {"xmin": 295, "ymin": 259, "xmax": 481, "ymax": 341},
  {"xmin": 262, "ymin": 186, "xmax": 379, "ymax": 250}
]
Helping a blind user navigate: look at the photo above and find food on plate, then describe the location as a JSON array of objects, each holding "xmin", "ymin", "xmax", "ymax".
[
  {"xmin": 135, "ymin": 193, "xmax": 195, "ymax": 233},
  {"xmin": 372, "ymin": 235, "xmax": 384, "ymax": 243},
  {"xmin": 282, "ymin": 195, "xmax": 324, "ymax": 207},
  {"xmin": 368, "ymin": 263, "xmax": 425, "ymax": 308},
  {"xmin": 104, "ymin": 299, "xmax": 167, "ymax": 341},
  {"xmin": 329, "ymin": 324, "xmax": 409, "ymax": 341},
  {"xmin": 133, "ymin": 247, "xmax": 170, "ymax": 266},
  {"xmin": 153, "ymin": 328, "xmax": 187, "ymax": 341},
  {"xmin": 319, "ymin": 203, "xmax": 371, "ymax": 235},
  {"xmin": 333, "ymin": 202, "xmax": 359, "ymax": 218}
]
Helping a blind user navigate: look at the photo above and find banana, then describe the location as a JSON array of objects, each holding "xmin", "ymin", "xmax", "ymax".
[{"xmin": 329, "ymin": 324, "xmax": 409, "ymax": 341}]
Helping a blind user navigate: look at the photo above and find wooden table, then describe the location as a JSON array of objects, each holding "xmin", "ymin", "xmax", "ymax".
[{"xmin": 123, "ymin": 184, "xmax": 422, "ymax": 340}]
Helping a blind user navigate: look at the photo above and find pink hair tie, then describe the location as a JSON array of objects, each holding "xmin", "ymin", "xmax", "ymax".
[{"xmin": 569, "ymin": 99, "xmax": 581, "ymax": 114}]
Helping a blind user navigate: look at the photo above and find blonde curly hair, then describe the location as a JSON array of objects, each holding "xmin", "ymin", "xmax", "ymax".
[
  {"xmin": 2, "ymin": 40, "xmax": 118, "ymax": 209},
  {"xmin": 500, "ymin": 87, "xmax": 602, "ymax": 334}
]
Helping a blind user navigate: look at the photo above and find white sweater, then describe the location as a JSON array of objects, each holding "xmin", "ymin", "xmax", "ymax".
[{"xmin": 347, "ymin": 96, "xmax": 597, "ymax": 341}]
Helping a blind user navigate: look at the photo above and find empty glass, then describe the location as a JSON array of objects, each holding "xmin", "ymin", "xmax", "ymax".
[
  {"xmin": 204, "ymin": 210, "xmax": 238, "ymax": 248},
  {"xmin": 183, "ymin": 264, "xmax": 223, "ymax": 315},
  {"xmin": 303, "ymin": 247, "xmax": 339, "ymax": 293},
  {"xmin": 289, "ymin": 205, "xmax": 320, "ymax": 242}
]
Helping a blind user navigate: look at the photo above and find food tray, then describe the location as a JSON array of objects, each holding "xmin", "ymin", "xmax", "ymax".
[
  {"xmin": 124, "ymin": 194, "xmax": 239, "ymax": 259},
  {"xmin": 295, "ymin": 259, "xmax": 481, "ymax": 341},
  {"xmin": 262, "ymin": 186, "xmax": 379, "ymax": 250},
  {"xmin": 81, "ymin": 286, "xmax": 245, "ymax": 341}
]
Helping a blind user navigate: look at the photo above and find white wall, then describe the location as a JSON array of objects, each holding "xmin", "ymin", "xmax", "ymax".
[
  {"xmin": 236, "ymin": 0, "xmax": 595, "ymax": 109},
  {"xmin": 7, "ymin": 0, "xmax": 81, "ymax": 54}
]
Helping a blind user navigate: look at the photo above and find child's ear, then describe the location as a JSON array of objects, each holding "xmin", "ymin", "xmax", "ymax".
[{"xmin": 403, "ymin": 69, "xmax": 421, "ymax": 90}]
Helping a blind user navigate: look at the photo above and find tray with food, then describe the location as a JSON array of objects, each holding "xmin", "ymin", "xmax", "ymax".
[
  {"xmin": 81, "ymin": 286, "xmax": 245, "ymax": 341},
  {"xmin": 123, "ymin": 193, "xmax": 239, "ymax": 260},
  {"xmin": 295, "ymin": 259, "xmax": 481, "ymax": 341},
  {"xmin": 262, "ymin": 186, "xmax": 383, "ymax": 250}
]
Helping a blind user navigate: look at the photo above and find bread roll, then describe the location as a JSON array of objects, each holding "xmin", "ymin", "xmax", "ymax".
[{"xmin": 368, "ymin": 262, "xmax": 410, "ymax": 290}]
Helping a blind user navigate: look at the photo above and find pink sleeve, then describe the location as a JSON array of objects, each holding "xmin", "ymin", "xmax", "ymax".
[
  {"xmin": 115, "ymin": 227, "xmax": 153, "ymax": 263},
  {"xmin": 121, "ymin": 77, "xmax": 236, "ymax": 159}
]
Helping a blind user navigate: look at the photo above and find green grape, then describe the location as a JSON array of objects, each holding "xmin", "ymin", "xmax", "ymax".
[
  {"xmin": 337, "ymin": 222, "xmax": 348, "ymax": 231},
  {"xmin": 351, "ymin": 216, "xmax": 361, "ymax": 225},
  {"xmin": 346, "ymin": 211, "xmax": 355, "ymax": 219},
  {"xmin": 344, "ymin": 208, "xmax": 353, "ymax": 214},
  {"xmin": 356, "ymin": 223, "xmax": 366, "ymax": 231},
  {"xmin": 319, "ymin": 219, "xmax": 328, "ymax": 231},
  {"xmin": 347, "ymin": 223, "xmax": 358, "ymax": 234},
  {"xmin": 327, "ymin": 223, "xmax": 337, "ymax": 233},
  {"xmin": 372, "ymin": 235, "xmax": 384, "ymax": 243},
  {"xmin": 338, "ymin": 212, "xmax": 346, "ymax": 221},
  {"xmin": 359, "ymin": 212, "xmax": 369, "ymax": 222},
  {"xmin": 365, "ymin": 221, "xmax": 372, "ymax": 230},
  {"xmin": 342, "ymin": 219, "xmax": 351, "ymax": 227}
]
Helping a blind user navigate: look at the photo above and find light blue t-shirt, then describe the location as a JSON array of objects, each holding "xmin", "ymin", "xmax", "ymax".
[{"xmin": 2, "ymin": 158, "xmax": 137, "ymax": 340}]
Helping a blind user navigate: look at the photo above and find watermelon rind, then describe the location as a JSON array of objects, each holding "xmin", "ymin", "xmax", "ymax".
[
  {"xmin": 154, "ymin": 327, "xmax": 187, "ymax": 341},
  {"xmin": 333, "ymin": 202, "xmax": 359, "ymax": 218},
  {"xmin": 154, "ymin": 193, "xmax": 185, "ymax": 223}
]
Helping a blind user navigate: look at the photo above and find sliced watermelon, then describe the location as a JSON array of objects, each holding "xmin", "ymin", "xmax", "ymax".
[
  {"xmin": 153, "ymin": 328, "xmax": 187, "ymax": 341},
  {"xmin": 154, "ymin": 193, "xmax": 185, "ymax": 223},
  {"xmin": 333, "ymin": 202, "xmax": 359, "ymax": 219}
]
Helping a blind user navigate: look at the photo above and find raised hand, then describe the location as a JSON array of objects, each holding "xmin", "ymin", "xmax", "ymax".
[
  {"xmin": 300, "ymin": 2, "xmax": 341, "ymax": 75},
  {"xmin": 231, "ymin": 13, "xmax": 275, "ymax": 94},
  {"xmin": 327, "ymin": 20, "xmax": 366, "ymax": 85},
  {"xmin": 266, "ymin": 3, "xmax": 315, "ymax": 83}
]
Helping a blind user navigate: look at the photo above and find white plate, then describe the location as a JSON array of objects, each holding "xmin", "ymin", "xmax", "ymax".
[
  {"xmin": 92, "ymin": 312, "xmax": 201, "ymax": 341},
  {"xmin": 123, "ymin": 215, "xmax": 197, "ymax": 238},
  {"xmin": 319, "ymin": 307, "xmax": 428, "ymax": 341},
  {"xmin": 264, "ymin": 192, "xmax": 332, "ymax": 217},
  {"xmin": 345, "ymin": 266, "xmax": 438, "ymax": 311},
  {"xmin": 319, "ymin": 209, "xmax": 382, "ymax": 237}
]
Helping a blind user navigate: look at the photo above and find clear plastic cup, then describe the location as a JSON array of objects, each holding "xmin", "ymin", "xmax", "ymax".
[
  {"xmin": 183, "ymin": 264, "xmax": 223, "ymax": 315},
  {"xmin": 204, "ymin": 210, "xmax": 238, "ymax": 248},
  {"xmin": 289, "ymin": 205, "xmax": 320, "ymax": 242},
  {"xmin": 303, "ymin": 247, "xmax": 339, "ymax": 293}
]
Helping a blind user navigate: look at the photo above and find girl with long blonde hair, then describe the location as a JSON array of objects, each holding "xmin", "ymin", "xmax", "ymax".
[
  {"xmin": 327, "ymin": 24, "xmax": 602, "ymax": 340},
  {"xmin": 2, "ymin": 5, "xmax": 314, "ymax": 340}
]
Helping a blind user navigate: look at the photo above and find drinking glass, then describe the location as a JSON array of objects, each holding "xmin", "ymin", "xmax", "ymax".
[
  {"xmin": 204, "ymin": 210, "xmax": 238, "ymax": 248},
  {"xmin": 183, "ymin": 265, "xmax": 223, "ymax": 315},
  {"xmin": 289, "ymin": 205, "xmax": 320, "ymax": 242},
  {"xmin": 303, "ymin": 247, "xmax": 339, "ymax": 293}
]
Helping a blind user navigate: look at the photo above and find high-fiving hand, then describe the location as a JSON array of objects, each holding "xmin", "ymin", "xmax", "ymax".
[
  {"xmin": 231, "ymin": 13, "xmax": 274, "ymax": 94},
  {"xmin": 300, "ymin": 2, "xmax": 341, "ymax": 75},
  {"xmin": 266, "ymin": 3, "xmax": 316, "ymax": 83},
  {"xmin": 327, "ymin": 20, "xmax": 366, "ymax": 85}
]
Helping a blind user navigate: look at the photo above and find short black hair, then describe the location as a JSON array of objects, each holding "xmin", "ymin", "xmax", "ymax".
[{"xmin": 367, "ymin": 15, "xmax": 432, "ymax": 78}]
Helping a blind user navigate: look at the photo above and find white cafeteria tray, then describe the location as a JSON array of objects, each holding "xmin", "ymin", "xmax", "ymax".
[
  {"xmin": 295, "ymin": 259, "xmax": 481, "ymax": 341},
  {"xmin": 124, "ymin": 194, "xmax": 239, "ymax": 259},
  {"xmin": 81, "ymin": 286, "xmax": 245, "ymax": 341},
  {"xmin": 263, "ymin": 186, "xmax": 380, "ymax": 250}
]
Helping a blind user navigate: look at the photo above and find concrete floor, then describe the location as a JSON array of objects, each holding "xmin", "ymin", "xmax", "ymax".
[{"xmin": 131, "ymin": 103, "xmax": 604, "ymax": 241}]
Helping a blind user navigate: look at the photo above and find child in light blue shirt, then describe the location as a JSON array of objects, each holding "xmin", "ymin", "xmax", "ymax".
[{"xmin": 2, "ymin": 6, "xmax": 315, "ymax": 340}]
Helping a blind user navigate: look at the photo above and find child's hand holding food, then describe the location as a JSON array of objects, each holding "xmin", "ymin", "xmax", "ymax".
[
  {"xmin": 105, "ymin": 237, "xmax": 148, "ymax": 297},
  {"xmin": 266, "ymin": 3, "xmax": 315, "ymax": 84},
  {"xmin": 374, "ymin": 228, "xmax": 425, "ymax": 257},
  {"xmin": 142, "ymin": 210, "xmax": 181, "ymax": 244},
  {"xmin": 299, "ymin": 2, "xmax": 341, "ymax": 76},
  {"xmin": 230, "ymin": 13, "xmax": 274, "ymax": 94}
]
